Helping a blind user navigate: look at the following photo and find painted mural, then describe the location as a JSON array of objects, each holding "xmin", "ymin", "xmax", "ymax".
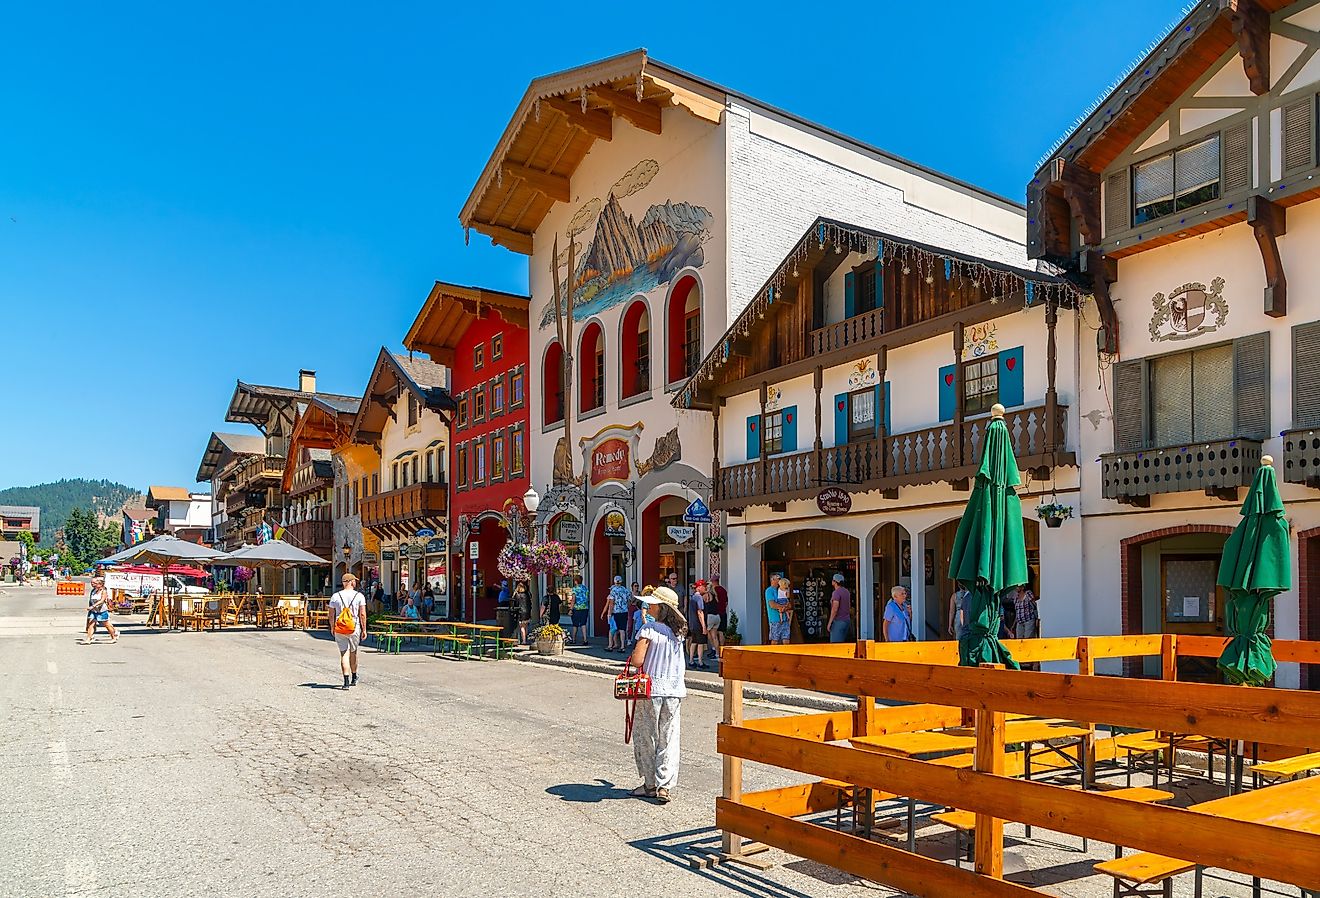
[{"xmin": 540, "ymin": 159, "xmax": 713, "ymax": 327}]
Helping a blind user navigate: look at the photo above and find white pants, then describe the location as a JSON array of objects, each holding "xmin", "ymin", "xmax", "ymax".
[{"xmin": 633, "ymin": 697, "xmax": 682, "ymax": 790}]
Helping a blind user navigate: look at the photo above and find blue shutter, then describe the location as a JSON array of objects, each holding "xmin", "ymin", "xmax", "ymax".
[
  {"xmin": 938, "ymin": 364, "xmax": 956, "ymax": 422},
  {"xmin": 746, "ymin": 415, "xmax": 760, "ymax": 460},
  {"xmin": 874, "ymin": 268, "xmax": 884, "ymax": 309},
  {"xmin": 782, "ymin": 406, "xmax": 798, "ymax": 453},
  {"xmin": 998, "ymin": 346, "xmax": 1024, "ymax": 409},
  {"xmin": 875, "ymin": 382, "xmax": 891, "ymax": 434},
  {"xmin": 844, "ymin": 272, "xmax": 855, "ymax": 318},
  {"xmin": 833, "ymin": 392, "xmax": 849, "ymax": 445}
]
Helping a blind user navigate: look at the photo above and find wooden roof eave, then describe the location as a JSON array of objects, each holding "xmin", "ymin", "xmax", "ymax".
[{"xmin": 402, "ymin": 281, "xmax": 531, "ymax": 364}]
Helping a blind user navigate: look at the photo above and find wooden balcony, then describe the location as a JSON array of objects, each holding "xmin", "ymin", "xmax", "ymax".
[
  {"xmin": 361, "ymin": 482, "xmax": 447, "ymax": 534},
  {"xmin": 1283, "ymin": 427, "xmax": 1320, "ymax": 488},
  {"xmin": 235, "ymin": 455, "xmax": 287, "ymax": 490},
  {"xmin": 714, "ymin": 403, "xmax": 1069, "ymax": 510},
  {"xmin": 286, "ymin": 519, "xmax": 333, "ymax": 554},
  {"xmin": 809, "ymin": 307, "xmax": 883, "ymax": 356},
  {"xmin": 1100, "ymin": 437, "xmax": 1263, "ymax": 505}
]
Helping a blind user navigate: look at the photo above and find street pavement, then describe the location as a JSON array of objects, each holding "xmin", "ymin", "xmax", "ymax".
[{"xmin": 1, "ymin": 583, "xmax": 1272, "ymax": 898}]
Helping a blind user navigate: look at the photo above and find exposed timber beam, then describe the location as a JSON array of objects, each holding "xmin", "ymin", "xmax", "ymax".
[
  {"xmin": 589, "ymin": 86, "xmax": 663, "ymax": 134},
  {"xmin": 1049, "ymin": 158, "xmax": 1102, "ymax": 248},
  {"xmin": 1083, "ymin": 250, "xmax": 1120, "ymax": 355},
  {"xmin": 475, "ymin": 221, "xmax": 534, "ymax": 255},
  {"xmin": 1223, "ymin": 0, "xmax": 1270, "ymax": 96},
  {"xmin": 543, "ymin": 97, "xmax": 613, "ymax": 141},
  {"xmin": 1248, "ymin": 194, "xmax": 1287, "ymax": 317},
  {"xmin": 501, "ymin": 162, "xmax": 570, "ymax": 204},
  {"xmin": 731, "ymin": 337, "xmax": 753, "ymax": 358}
]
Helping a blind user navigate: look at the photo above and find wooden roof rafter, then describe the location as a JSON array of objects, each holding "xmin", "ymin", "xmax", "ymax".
[{"xmin": 403, "ymin": 280, "xmax": 531, "ymax": 366}]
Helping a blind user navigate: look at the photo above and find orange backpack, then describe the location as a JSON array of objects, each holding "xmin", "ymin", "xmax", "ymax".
[{"xmin": 333, "ymin": 592, "xmax": 359, "ymax": 635}]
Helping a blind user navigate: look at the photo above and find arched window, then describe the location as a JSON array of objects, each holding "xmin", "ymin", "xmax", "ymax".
[
  {"xmin": 620, "ymin": 300, "xmax": 650, "ymax": 400},
  {"xmin": 544, "ymin": 341, "xmax": 564, "ymax": 425},
  {"xmin": 666, "ymin": 275, "xmax": 701, "ymax": 384},
  {"xmin": 579, "ymin": 321, "xmax": 605, "ymax": 413}
]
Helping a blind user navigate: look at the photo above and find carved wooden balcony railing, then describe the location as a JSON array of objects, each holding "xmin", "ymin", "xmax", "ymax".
[
  {"xmin": 714, "ymin": 403, "xmax": 1070, "ymax": 509},
  {"xmin": 809, "ymin": 307, "xmax": 883, "ymax": 356},
  {"xmin": 360, "ymin": 482, "xmax": 447, "ymax": 532},
  {"xmin": 286, "ymin": 519, "xmax": 333, "ymax": 553},
  {"xmin": 1283, "ymin": 427, "xmax": 1320, "ymax": 488},
  {"xmin": 234, "ymin": 455, "xmax": 287, "ymax": 490},
  {"xmin": 1100, "ymin": 437, "xmax": 1263, "ymax": 504}
]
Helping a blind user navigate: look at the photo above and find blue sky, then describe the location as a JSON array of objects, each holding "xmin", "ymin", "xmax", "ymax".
[{"xmin": 0, "ymin": 1, "xmax": 1182, "ymax": 493}]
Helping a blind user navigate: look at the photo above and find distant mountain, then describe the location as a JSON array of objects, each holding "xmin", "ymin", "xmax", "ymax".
[
  {"xmin": 639, "ymin": 201, "xmax": 712, "ymax": 237},
  {"xmin": 0, "ymin": 479, "xmax": 141, "ymax": 545}
]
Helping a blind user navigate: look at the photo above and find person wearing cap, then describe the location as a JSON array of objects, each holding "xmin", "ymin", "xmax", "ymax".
[
  {"xmin": 328, "ymin": 572, "xmax": 367, "ymax": 689},
  {"xmin": 685, "ymin": 580, "xmax": 709, "ymax": 669},
  {"xmin": 605, "ymin": 575, "xmax": 631, "ymax": 653},
  {"xmin": 703, "ymin": 576, "xmax": 726, "ymax": 661},
  {"xmin": 81, "ymin": 576, "xmax": 118, "ymax": 645},
  {"xmin": 827, "ymin": 572, "xmax": 853, "ymax": 643},
  {"xmin": 765, "ymin": 572, "xmax": 790, "ymax": 644},
  {"xmin": 626, "ymin": 586, "xmax": 688, "ymax": 803}
]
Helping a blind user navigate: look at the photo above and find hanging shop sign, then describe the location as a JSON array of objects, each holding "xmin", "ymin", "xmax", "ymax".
[
  {"xmin": 406, "ymin": 543, "xmax": 425, "ymax": 559},
  {"xmin": 415, "ymin": 527, "xmax": 436, "ymax": 539},
  {"xmin": 380, "ymin": 550, "xmax": 396, "ymax": 562},
  {"xmin": 682, "ymin": 497, "xmax": 712, "ymax": 525},
  {"xmin": 816, "ymin": 487, "xmax": 853, "ymax": 516},
  {"xmin": 666, "ymin": 525, "xmax": 695, "ymax": 544},
  {"xmin": 363, "ymin": 552, "xmax": 378, "ymax": 563},
  {"xmin": 557, "ymin": 519, "xmax": 583, "ymax": 544},
  {"xmin": 590, "ymin": 438, "xmax": 631, "ymax": 487},
  {"xmin": 424, "ymin": 537, "xmax": 446, "ymax": 555},
  {"xmin": 603, "ymin": 510, "xmax": 628, "ymax": 539}
]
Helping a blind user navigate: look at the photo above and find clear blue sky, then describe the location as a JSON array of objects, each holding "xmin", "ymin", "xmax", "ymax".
[{"xmin": 1, "ymin": 0, "xmax": 1182, "ymax": 494}]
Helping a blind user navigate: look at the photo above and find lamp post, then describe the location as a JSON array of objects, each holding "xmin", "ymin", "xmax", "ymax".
[{"xmin": 520, "ymin": 488, "xmax": 541, "ymax": 621}]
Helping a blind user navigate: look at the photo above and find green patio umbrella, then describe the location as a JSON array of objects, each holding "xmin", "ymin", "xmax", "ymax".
[
  {"xmin": 948, "ymin": 404, "xmax": 1023, "ymax": 669},
  {"xmin": 1216, "ymin": 454, "xmax": 1290, "ymax": 686}
]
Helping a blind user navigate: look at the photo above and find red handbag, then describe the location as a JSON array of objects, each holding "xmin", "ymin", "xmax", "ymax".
[{"xmin": 614, "ymin": 662, "xmax": 652, "ymax": 743}]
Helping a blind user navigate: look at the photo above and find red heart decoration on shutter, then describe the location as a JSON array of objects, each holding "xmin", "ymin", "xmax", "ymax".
[
  {"xmin": 750, "ymin": 422, "xmax": 757, "ymax": 432},
  {"xmin": 1005, "ymin": 357, "xmax": 1017, "ymax": 371},
  {"xmin": 944, "ymin": 373, "xmax": 954, "ymax": 386},
  {"xmin": 786, "ymin": 413, "xmax": 793, "ymax": 423},
  {"xmin": 837, "ymin": 401, "xmax": 845, "ymax": 411}
]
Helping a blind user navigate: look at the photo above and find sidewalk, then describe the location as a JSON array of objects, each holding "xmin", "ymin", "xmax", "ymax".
[{"xmin": 512, "ymin": 638, "xmax": 856, "ymax": 712}]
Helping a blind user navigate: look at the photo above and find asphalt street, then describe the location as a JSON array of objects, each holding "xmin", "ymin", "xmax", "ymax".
[{"xmin": 0, "ymin": 584, "xmax": 884, "ymax": 898}]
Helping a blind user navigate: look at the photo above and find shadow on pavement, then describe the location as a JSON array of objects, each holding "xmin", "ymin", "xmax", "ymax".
[
  {"xmin": 546, "ymin": 779, "xmax": 633, "ymax": 803},
  {"xmin": 297, "ymin": 682, "xmax": 346, "ymax": 690},
  {"xmin": 631, "ymin": 826, "xmax": 817, "ymax": 898}
]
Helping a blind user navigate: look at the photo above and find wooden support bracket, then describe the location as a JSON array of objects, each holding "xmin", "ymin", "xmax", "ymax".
[
  {"xmin": 475, "ymin": 221, "xmax": 534, "ymax": 255},
  {"xmin": 1248, "ymin": 195, "xmax": 1287, "ymax": 318},
  {"xmin": 1118, "ymin": 494, "xmax": 1151, "ymax": 508},
  {"xmin": 500, "ymin": 162, "xmax": 570, "ymax": 203},
  {"xmin": 543, "ymin": 97, "xmax": 614, "ymax": 141},
  {"xmin": 590, "ymin": 86, "xmax": 663, "ymax": 134},
  {"xmin": 1049, "ymin": 158, "xmax": 1102, "ymax": 247},
  {"xmin": 1223, "ymin": 0, "xmax": 1270, "ymax": 96},
  {"xmin": 1083, "ymin": 249, "xmax": 1120, "ymax": 355}
]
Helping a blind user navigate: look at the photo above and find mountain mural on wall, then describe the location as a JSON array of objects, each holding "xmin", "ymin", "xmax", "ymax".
[{"xmin": 540, "ymin": 159, "xmax": 712, "ymax": 327}]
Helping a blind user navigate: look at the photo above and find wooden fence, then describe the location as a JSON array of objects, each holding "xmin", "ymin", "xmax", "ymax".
[{"xmin": 716, "ymin": 635, "xmax": 1320, "ymax": 894}]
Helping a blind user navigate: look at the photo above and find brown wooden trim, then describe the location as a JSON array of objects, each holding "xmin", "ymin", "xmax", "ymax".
[
  {"xmin": 589, "ymin": 86, "xmax": 662, "ymax": 134},
  {"xmin": 500, "ymin": 162, "xmax": 571, "ymax": 203},
  {"xmin": 472, "ymin": 221, "xmax": 533, "ymax": 255},
  {"xmin": 1248, "ymin": 194, "xmax": 1287, "ymax": 318},
  {"xmin": 542, "ymin": 97, "xmax": 613, "ymax": 141},
  {"xmin": 1226, "ymin": 0, "xmax": 1271, "ymax": 96}
]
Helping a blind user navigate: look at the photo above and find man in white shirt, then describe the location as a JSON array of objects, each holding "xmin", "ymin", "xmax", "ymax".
[{"xmin": 329, "ymin": 573, "xmax": 367, "ymax": 689}]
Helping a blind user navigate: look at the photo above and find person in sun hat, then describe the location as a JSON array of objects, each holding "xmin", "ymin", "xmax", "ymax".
[{"xmin": 626, "ymin": 586, "xmax": 689, "ymax": 804}]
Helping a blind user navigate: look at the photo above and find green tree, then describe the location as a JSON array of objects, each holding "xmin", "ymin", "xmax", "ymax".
[
  {"xmin": 63, "ymin": 507, "xmax": 120, "ymax": 568},
  {"xmin": 16, "ymin": 530, "xmax": 35, "ymax": 558}
]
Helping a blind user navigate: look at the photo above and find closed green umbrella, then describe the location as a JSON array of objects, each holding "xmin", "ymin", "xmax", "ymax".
[
  {"xmin": 948, "ymin": 404, "xmax": 1023, "ymax": 669},
  {"xmin": 1217, "ymin": 455, "xmax": 1290, "ymax": 686}
]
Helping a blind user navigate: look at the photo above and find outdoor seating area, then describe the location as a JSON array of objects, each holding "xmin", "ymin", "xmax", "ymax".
[
  {"xmin": 715, "ymin": 634, "xmax": 1320, "ymax": 897},
  {"xmin": 367, "ymin": 618, "xmax": 515, "ymax": 661}
]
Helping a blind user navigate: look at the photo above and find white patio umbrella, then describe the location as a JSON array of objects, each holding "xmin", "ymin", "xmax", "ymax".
[
  {"xmin": 101, "ymin": 536, "xmax": 226, "ymax": 626},
  {"xmin": 218, "ymin": 539, "xmax": 330, "ymax": 568}
]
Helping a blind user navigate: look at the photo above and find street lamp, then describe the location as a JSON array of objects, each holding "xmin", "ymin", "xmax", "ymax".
[
  {"xmin": 341, "ymin": 541, "xmax": 351, "ymax": 561},
  {"xmin": 522, "ymin": 487, "xmax": 541, "ymax": 515}
]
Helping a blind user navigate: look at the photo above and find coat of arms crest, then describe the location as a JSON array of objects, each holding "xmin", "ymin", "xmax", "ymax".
[{"xmin": 1149, "ymin": 278, "xmax": 1227, "ymax": 342}]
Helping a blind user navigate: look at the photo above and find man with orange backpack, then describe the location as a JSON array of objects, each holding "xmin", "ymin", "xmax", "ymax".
[{"xmin": 329, "ymin": 573, "xmax": 367, "ymax": 689}]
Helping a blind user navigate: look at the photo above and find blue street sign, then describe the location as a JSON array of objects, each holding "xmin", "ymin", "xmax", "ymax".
[
  {"xmin": 415, "ymin": 527, "xmax": 436, "ymax": 538},
  {"xmin": 682, "ymin": 497, "xmax": 712, "ymax": 524}
]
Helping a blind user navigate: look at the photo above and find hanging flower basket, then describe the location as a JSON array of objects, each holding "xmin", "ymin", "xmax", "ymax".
[
  {"xmin": 498, "ymin": 541, "xmax": 574, "ymax": 581},
  {"xmin": 705, "ymin": 535, "xmax": 727, "ymax": 552},
  {"xmin": 1036, "ymin": 501, "xmax": 1074, "ymax": 529}
]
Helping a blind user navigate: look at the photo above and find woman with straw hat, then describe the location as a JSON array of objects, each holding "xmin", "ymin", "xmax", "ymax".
[{"xmin": 626, "ymin": 586, "xmax": 688, "ymax": 803}]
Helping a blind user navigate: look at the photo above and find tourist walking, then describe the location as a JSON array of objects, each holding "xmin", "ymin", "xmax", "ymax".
[
  {"xmin": 81, "ymin": 576, "xmax": 118, "ymax": 645},
  {"xmin": 627, "ymin": 581, "xmax": 642, "ymax": 643},
  {"xmin": 512, "ymin": 582, "xmax": 532, "ymax": 645},
  {"xmin": 826, "ymin": 572, "xmax": 853, "ymax": 643},
  {"xmin": 703, "ymin": 576, "xmax": 726, "ymax": 660},
  {"xmin": 569, "ymin": 574, "xmax": 590, "ymax": 645},
  {"xmin": 1013, "ymin": 583, "xmax": 1041, "ymax": 670},
  {"xmin": 606, "ymin": 575, "xmax": 631, "ymax": 653},
  {"xmin": 765, "ymin": 572, "xmax": 790, "ymax": 645},
  {"xmin": 685, "ymin": 581, "xmax": 708, "ymax": 668},
  {"xmin": 627, "ymin": 586, "xmax": 688, "ymax": 804},
  {"xmin": 541, "ymin": 582, "xmax": 563, "ymax": 629},
  {"xmin": 948, "ymin": 584, "xmax": 971, "ymax": 640},
  {"xmin": 329, "ymin": 573, "xmax": 367, "ymax": 689},
  {"xmin": 882, "ymin": 586, "xmax": 913, "ymax": 642}
]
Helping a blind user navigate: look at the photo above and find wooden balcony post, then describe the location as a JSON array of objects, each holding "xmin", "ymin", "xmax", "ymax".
[
  {"xmin": 876, "ymin": 347, "xmax": 888, "ymax": 479},
  {"xmin": 1045, "ymin": 296, "xmax": 1059, "ymax": 455},
  {"xmin": 953, "ymin": 323, "xmax": 965, "ymax": 466},
  {"xmin": 758, "ymin": 382, "xmax": 768, "ymax": 496}
]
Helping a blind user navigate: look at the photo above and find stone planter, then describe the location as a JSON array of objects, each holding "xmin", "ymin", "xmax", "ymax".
[{"xmin": 536, "ymin": 638, "xmax": 565, "ymax": 656}]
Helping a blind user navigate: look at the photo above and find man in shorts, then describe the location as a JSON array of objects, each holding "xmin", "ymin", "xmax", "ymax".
[
  {"xmin": 328, "ymin": 573, "xmax": 367, "ymax": 690},
  {"xmin": 765, "ymin": 573, "xmax": 790, "ymax": 644}
]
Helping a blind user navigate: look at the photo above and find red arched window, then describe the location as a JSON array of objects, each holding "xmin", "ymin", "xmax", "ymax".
[
  {"xmin": 544, "ymin": 341, "xmax": 564, "ymax": 425},
  {"xmin": 620, "ymin": 300, "xmax": 650, "ymax": 400},
  {"xmin": 666, "ymin": 275, "xmax": 701, "ymax": 384},
  {"xmin": 579, "ymin": 322, "xmax": 605, "ymax": 413}
]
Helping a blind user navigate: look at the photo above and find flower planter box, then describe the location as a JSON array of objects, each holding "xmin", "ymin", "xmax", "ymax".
[{"xmin": 536, "ymin": 638, "xmax": 565, "ymax": 656}]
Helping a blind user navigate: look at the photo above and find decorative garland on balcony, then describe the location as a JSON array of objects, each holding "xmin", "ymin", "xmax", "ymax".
[{"xmin": 675, "ymin": 220, "xmax": 1079, "ymax": 410}]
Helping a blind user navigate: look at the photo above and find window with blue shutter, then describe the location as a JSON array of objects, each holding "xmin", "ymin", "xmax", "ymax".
[
  {"xmin": 781, "ymin": 406, "xmax": 798, "ymax": 453},
  {"xmin": 833, "ymin": 392, "xmax": 849, "ymax": 445},
  {"xmin": 844, "ymin": 272, "xmax": 855, "ymax": 319},
  {"xmin": 938, "ymin": 364, "xmax": 956, "ymax": 422},
  {"xmin": 746, "ymin": 415, "xmax": 760, "ymax": 460},
  {"xmin": 998, "ymin": 346, "xmax": 1024, "ymax": 409}
]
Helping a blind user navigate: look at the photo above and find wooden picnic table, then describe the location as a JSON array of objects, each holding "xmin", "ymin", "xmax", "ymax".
[{"xmin": 1096, "ymin": 774, "xmax": 1320, "ymax": 896}]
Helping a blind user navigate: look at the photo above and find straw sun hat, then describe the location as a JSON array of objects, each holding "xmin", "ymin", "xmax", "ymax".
[{"xmin": 640, "ymin": 586, "xmax": 681, "ymax": 613}]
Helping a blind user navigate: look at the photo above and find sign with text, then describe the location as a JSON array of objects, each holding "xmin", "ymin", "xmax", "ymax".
[
  {"xmin": 682, "ymin": 497, "xmax": 712, "ymax": 524},
  {"xmin": 590, "ymin": 438, "xmax": 631, "ymax": 487},
  {"xmin": 380, "ymin": 550, "xmax": 396, "ymax": 562},
  {"xmin": 557, "ymin": 519, "xmax": 583, "ymax": 544},
  {"xmin": 468, "ymin": 541, "xmax": 480, "ymax": 559},
  {"xmin": 424, "ymin": 537, "xmax": 446, "ymax": 555},
  {"xmin": 603, "ymin": 510, "xmax": 628, "ymax": 539},
  {"xmin": 666, "ymin": 525, "xmax": 695, "ymax": 544},
  {"xmin": 406, "ymin": 543, "xmax": 425, "ymax": 559},
  {"xmin": 816, "ymin": 487, "xmax": 853, "ymax": 516},
  {"xmin": 415, "ymin": 527, "xmax": 436, "ymax": 539}
]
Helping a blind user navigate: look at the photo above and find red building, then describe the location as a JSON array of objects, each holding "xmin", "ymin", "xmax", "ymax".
[{"xmin": 404, "ymin": 282, "xmax": 530, "ymax": 622}]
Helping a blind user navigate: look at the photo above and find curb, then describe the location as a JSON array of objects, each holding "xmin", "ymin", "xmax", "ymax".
[{"xmin": 512, "ymin": 649, "xmax": 855, "ymax": 712}]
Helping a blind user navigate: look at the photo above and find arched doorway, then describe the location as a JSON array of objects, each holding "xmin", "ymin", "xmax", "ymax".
[
  {"xmin": 592, "ymin": 509, "xmax": 629, "ymax": 627},
  {"xmin": 641, "ymin": 495, "xmax": 697, "ymax": 591},
  {"xmin": 1120, "ymin": 526, "xmax": 1234, "ymax": 681},
  {"xmin": 760, "ymin": 529, "xmax": 859, "ymax": 644},
  {"xmin": 923, "ymin": 517, "xmax": 1040, "ymax": 642},
  {"xmin": 870, "ymin": 522, "xmax": 913, "ymax": 639}
]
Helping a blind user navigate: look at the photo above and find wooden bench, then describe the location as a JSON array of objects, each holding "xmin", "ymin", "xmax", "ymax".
[
  {"xmin": 432, "ymin": 635, "xmax": 474, "ymax": 660},
  {"xmin": 1094, "ymin": 853, "xmax": 1194, "ymax": 898},
  {"xmin": 367, "ymin": 630, "xmax": 402, "ymax": 654},
  {"xmin": 930, "ymin": 809, "xmax": 977, "ymax": 868},
  {"xmin": 1251, "ymin": 751, "xmax": 1320, "ymax": 788}
]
